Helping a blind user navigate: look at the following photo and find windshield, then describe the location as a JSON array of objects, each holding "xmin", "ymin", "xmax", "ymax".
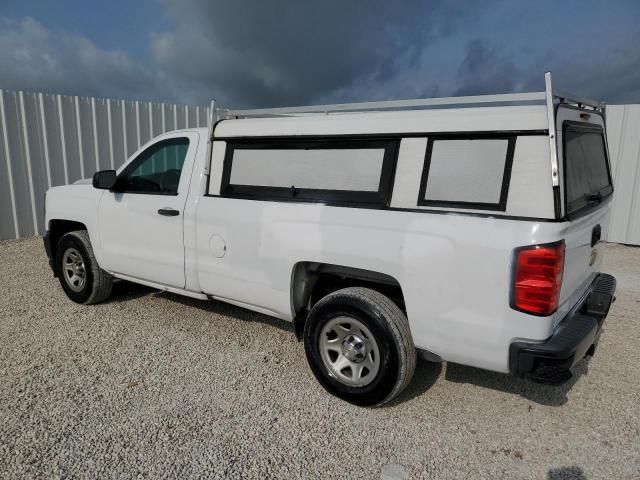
[{"xmin": 563, "ymin": 122, "xmax": 613, "ymax": 216}]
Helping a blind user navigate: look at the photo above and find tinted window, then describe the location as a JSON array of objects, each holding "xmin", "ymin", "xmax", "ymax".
[
  {"xmin": 230, "ymin": 148, "xmax": 384, "ymax": 191},
  {"xmin": 564, "ymin": 123, "xmax": 612, "ymax": 215},
  {"xmin": 221, "ymin": 139, "xmax": 398, "ymax": 205},
  {"xmin": 419, "ymin": 137, "xmax": 514, "ymax": 211},
  {"xmin": 118, "ymin": 138, "xmax": 189, "ymax": 194}
]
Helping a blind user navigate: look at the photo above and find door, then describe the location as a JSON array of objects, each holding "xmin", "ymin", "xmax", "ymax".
[{"xmin": 97, "ymin": 133, "xmax": 198, "ymax": 288}]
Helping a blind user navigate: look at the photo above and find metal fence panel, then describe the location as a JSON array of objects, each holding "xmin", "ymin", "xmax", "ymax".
[
  {"xmin": 0, "ymin": 92, "xmax": 18, "ymax": 240},
  {"xmin": 0, "ymin": 89, "xmax": 209, "ymax": 240},
  {"xmin": 20, "ymin": 91, "xmax": 48, "ymax": 234},
  {"xmin": 606, "ymin": 104, "xmax": 640, "ymax": 245},
  {"xmin": 110, "ymin": 100, "xmax": 125, "ymax": 171},
  {"xmin": 3, "ymin": 91, "xmax": 36, "ymax": 237}
]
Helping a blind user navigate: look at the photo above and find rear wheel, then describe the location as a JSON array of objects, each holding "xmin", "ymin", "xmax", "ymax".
[
  {"xmin": 303, "ymin": 287, "xmax": 416, "ymax": 406},
  {"xmin": 56, "ymin": 230, "xmax": 113, "ymax": 304}
]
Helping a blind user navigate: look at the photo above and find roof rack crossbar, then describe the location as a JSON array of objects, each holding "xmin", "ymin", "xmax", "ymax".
[{"xmin": 552, "ymin": 89, "xmax": 604, "ymax": 111}]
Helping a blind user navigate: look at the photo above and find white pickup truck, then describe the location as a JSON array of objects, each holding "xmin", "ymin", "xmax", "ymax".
[{"xmin": 44, "ymin": 74, "xmax": 616, "ymax": 406}]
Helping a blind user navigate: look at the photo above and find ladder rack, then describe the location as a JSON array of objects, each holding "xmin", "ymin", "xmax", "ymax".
[{"xmin": 221, "ymin": 72, "xmax": 604, "ymax": 119}]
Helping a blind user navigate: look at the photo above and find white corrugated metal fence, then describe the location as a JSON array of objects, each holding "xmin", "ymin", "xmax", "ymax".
[
  {"xmin": 606, "ymin": 104, "xmax": 640, "ymax": 245},
  {"xmin": 0, "ymin": 89, "xmax": 210, "ymax": 240}
]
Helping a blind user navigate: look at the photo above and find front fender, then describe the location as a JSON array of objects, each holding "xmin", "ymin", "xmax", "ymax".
[{"xmin": 45, "ymin": 184, "xmax": 105, "ymax": 263}]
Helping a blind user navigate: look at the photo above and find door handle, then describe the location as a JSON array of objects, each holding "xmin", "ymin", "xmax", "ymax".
[{"xmin": 158, "ymin": 208, "xmax": 180, "ymax": 217}]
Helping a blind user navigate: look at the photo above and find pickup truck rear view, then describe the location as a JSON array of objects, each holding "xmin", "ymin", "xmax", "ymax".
[{"xmin": 43, "ymin": 74, "xmax": 616, "ymax": 406}]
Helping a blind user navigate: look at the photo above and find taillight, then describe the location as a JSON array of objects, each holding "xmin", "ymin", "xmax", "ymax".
[{"xmin": 511, "ymin": 241, "xmax": 565, "ymax": 316}]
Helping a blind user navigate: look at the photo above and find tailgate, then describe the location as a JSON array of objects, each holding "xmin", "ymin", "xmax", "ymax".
[{"xmin": 555, "ymin": 106, "xmax": 614, "ymax": 324}]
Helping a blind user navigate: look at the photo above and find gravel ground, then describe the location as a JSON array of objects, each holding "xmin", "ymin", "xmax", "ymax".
[{"xmin": 0, "ymin": 238, "xmax": 638, "ymax": 479}]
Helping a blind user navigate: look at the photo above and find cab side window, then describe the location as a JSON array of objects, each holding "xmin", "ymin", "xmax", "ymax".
[{"xmin": 117, "ymin": 138, "xmax": 189, "ymax": 195}]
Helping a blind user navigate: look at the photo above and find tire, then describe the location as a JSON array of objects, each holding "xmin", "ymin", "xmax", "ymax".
[
  {"xmin": 56, "ymin": 230, "xmax": 113, "ymax": 304},
  {"xmin": 303, "ymin": 287, "xmax": 416, "ymax": 406}
]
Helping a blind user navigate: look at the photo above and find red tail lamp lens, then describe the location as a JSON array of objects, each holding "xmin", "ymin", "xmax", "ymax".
[{"xmin": 512, "ymin": 242, "xmax": 565, "ymax": 315}]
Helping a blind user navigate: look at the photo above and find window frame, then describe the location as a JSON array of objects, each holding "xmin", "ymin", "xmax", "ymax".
[
  {"xmin": 115, "ymin": 137, "xmax": 190, "ymax": 196},
  {"xmin": 219, "ymin": 137, "xmax": 400, "ymax": 206},
  {"xmin": 417, "ymin": 134, "xmax": 517, "ymax": 212},
  {"xmin": 561, "ymin": 121, "xmax": 613, "ymax": 219}
]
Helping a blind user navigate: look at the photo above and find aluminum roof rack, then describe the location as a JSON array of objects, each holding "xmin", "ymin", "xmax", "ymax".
[{"xmin": 223, "ymin": 72, "xmax": 604, "ymax": 119}]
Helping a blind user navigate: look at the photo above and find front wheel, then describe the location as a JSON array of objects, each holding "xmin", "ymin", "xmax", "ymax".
[
  {"xmin": 303, "ymin": 287, "xmax": 416, "ymax": 406},
  {"xmin": 56, "ymin": 230, "xmax": 113, "ymax": 304}
]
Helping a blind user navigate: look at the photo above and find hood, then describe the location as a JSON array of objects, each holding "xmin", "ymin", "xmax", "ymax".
[{"xmin": 73, "ymin": 178, "xmax": 93, "ymax": 185}]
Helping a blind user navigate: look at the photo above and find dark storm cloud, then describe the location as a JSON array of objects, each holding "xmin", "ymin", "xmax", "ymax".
[
  {"xmin": 454, "ymin": 40, "xmax": 526, "ymax": 96},
  {"xmin": 1, "ymin": 2, "xmax": 639, "ymax": 106},
  {"xmin": 152, "ymin": 0, "xmax": 477, "ymax": 106},
  {"xmin": 454, "ymin": 39, "xmax": 640, "ymax": 103},
  {"xmin": 549, "ymin": 46, "xmax": 640, "ymax": 104}
]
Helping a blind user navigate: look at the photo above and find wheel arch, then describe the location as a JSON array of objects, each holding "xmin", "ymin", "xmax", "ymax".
[
  {"xmin": 290, "ymin": 261, "xmax": 406, "ymax": 340},
  {"xmin": 47, "ymin": 219, "xmax": 88, "ymax": 276}
]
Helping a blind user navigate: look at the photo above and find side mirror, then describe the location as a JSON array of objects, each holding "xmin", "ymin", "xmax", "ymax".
[{"xmin": 93, "ymin": 170, "xmax": 118, "ymax": 190}]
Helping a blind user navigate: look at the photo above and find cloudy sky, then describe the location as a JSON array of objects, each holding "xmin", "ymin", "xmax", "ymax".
[{"xmin": 1, "ymin": 0, "xmax": 639, "ymax": 107}]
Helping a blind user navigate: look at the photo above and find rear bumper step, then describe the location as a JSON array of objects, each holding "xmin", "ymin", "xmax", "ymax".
[{"xmin": 509, "ymin": 273, "xmax": 616, "ymax": 385}]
